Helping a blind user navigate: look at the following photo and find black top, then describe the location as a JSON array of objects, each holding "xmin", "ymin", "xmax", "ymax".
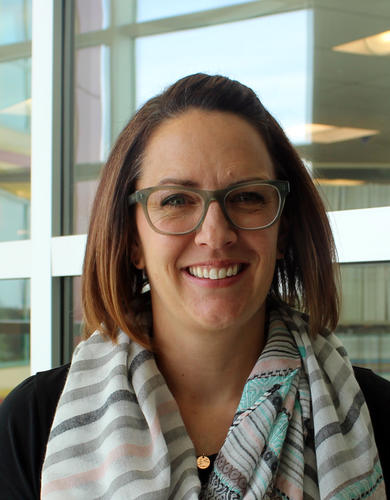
[{"xmin": 0, "ymin": 365, "xmax": 389, "ymax": 499}]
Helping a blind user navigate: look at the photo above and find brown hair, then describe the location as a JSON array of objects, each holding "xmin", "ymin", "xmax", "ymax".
[{"xmin": 82, "ymin": 73, "xmax": 339, "ymax": 347}]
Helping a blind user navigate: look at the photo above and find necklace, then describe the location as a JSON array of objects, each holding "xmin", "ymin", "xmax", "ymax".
[{"xmin": 197, "ymin": 454, "xmax": 211, "ymax": 469}]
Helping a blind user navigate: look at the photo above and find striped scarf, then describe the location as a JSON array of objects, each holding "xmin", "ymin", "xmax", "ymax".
[{"xmin": 41, "ymin": 303, "xmax": 386, "ymax": 499}]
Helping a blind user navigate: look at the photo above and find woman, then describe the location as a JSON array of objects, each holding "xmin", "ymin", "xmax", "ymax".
[{"xmin": 0, "ymin": 74, "xmax": 388, "ymax": 499}]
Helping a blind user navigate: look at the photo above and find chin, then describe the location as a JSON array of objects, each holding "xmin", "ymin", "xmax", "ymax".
[{"xmin": 189, "ymin": 303, "xmax": 248, "ymax": 332}]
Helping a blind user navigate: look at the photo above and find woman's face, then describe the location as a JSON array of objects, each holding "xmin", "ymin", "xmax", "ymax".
[{"xmin": 133, "ymin": 109, "xmax": 282, "ymax": 335}]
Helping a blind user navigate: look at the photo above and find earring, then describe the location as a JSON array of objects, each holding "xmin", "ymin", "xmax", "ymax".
[{"xmin": 141, "ymin": 269, "xmax": 150, "ymax": 293}]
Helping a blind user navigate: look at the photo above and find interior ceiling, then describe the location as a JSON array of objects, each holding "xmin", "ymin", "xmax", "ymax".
[
  {"xmin": 0, "ymin": 0, "xmax": 389, "ymax": 187},
  {"xmin": 300, "ymin": 0, "xmax": 390, "ymax": 179}
]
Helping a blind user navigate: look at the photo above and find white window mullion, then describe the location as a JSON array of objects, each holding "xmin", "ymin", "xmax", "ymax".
[
  {"xmin": 30, "ymin": 0, "xmax": 55, "ymax": 374},
  {"xmin": 0, "ymin": 240, "xmax": 31, "ymax": 278}
]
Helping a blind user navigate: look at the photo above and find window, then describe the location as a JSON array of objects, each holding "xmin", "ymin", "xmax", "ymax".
[
  {"xmin": 0, "ymin": 0, "xmax": 388, "ymax": 393},
  {"xmin": 0, "ymin": 278, "xmax": 30, "ymax": 401}
]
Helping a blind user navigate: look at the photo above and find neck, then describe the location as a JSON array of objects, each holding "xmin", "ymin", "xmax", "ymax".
[{"xmin": 152, "ymin": 309, "xmax": 267, "ymax": 406}]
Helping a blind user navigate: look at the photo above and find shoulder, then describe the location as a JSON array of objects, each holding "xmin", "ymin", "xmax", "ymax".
[
  {"xmin": 0, "ymin": 363, "xmax": 69, "ymax": 424},
  {"xmin": 0, "ymin": 364, "xmax": 69, "ymax": 499},
  {"xmin": 352, "ymin": 366, "xmax": 390, "ymax": 433},
  {"xmin": 1, "ymin": 362, "xmax": 69, "ymax": 413},
  {"xmin": 353, "ymin": 366, "xmax": 390, "ymax": 491},
  {"xmin": 353, "ymin": 366, "xmax": 390, "ymax": 406}
]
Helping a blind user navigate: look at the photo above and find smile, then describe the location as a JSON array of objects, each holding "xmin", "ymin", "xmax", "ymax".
[{"xmin": 187, "ymin": 264, "xmax": 243, "ymax": 280}]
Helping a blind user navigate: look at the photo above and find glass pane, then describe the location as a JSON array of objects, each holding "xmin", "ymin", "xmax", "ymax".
[
  {"xmin": 337, "ymin": 263, "xmax": 390, "ymax": 380},
  {"xmin": 305, "ymin": 2, "xmax": 390, "ymax": 211},
  {"xmin": 0, "ymin": 0, "xmax": 31, "ymax": 241},
  {"xmin": 317, "ymin": 182, "xmax": 390, "ymax": 212},
  {"xmin": 63, "ymin": 276, "xmax": 82, "ymax": 363},
  {"xmin": 75, "ymin": 0, "xmax": 110, "ymax": 34},
  {"xmin": 73, "ymin": 45, "xmax": 110, "ymax": 234},
  {"xmin": 72, "ymin": 276, "xmax": 83, "ymax": 347},
  {"xmin": 137, "ymin": 0, "xmax": 258, "ymax": 22},
  {"xmin": 73, "ymin": 0, "xmax": 135, "ymax": 234},
  {"xmin": 136, "ymin": 10, "xmax": 311, "ymax": 130},
  {"xmin": 0, "ymin": 279, "xmax": 30, "ymax": 403},
  {"xmin": 0, "ymin": 0, "xmax": 32, "ymax": 45},
  {"xmin": 70, "ymin": 1, "xmax": 390, "ymax": 233}
]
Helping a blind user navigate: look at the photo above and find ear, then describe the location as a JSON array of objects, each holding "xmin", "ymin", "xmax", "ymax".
[{"xmin": 131, "ymin": 237, "xmax": 145, "ymax": 270}]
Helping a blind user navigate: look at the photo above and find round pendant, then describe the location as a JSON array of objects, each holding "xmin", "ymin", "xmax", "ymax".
[{"xmin": 197, "ymin": 455, "xmax": 211, "ymax": 469}]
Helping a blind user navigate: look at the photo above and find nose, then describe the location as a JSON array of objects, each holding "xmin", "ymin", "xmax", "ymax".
[{"xmin": 194, "ymin": 200, "xmax": 237, "ymax": 249}]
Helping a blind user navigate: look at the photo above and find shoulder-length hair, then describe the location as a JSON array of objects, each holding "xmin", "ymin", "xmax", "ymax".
[{"xmin": 82, "ymin": 73, "xmax": 339, "ymax": 347}]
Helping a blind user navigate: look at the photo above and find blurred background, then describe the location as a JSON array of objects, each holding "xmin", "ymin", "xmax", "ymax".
[{"xmin": 0, "ymin": 0, "xmax": 389, "ymax": 401}]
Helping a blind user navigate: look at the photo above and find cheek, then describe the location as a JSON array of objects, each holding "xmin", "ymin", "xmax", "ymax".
[
  {"xmin": 250, "ymin": 227, "xmax": 280, "ymax": 259},
  {"xmin": 135, "ymin": 224, "xmax": 190, "ymax": 276}
]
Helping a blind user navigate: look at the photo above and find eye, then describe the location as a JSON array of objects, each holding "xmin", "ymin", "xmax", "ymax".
[
  {"xmin": 160, "ymin": 192, "xmax": 197, "ymax": 207},
  {"xmin": 229, "ymin": 191, "xmax": 266, "ymax": 204}
]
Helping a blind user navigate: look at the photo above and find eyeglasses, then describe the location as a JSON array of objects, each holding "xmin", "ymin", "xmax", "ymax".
[{"xmin": 128, "ymin": 180, "xmax": 290, "ymax": 235}]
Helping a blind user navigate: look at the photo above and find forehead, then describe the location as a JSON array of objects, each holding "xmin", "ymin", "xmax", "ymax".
[{"xmin": 137, "ymin": 109, "xmax": 275, "ymax": 188}]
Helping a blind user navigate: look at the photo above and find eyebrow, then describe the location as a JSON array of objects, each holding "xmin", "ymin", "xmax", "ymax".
[
  {"xmin": 158, "ymin": 178, "xmax": 198, "ymax": 187},
  {"xmin": 157, "ymin": 176, "xmax": 270, "ymax": 188}
]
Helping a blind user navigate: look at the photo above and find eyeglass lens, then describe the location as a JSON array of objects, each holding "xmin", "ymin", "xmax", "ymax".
[{"xmin": 146, "ymin": 185, "xmax": 281, "ymax": 234}]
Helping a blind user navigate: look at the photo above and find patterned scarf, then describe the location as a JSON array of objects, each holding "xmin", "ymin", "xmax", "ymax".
[{"xmin": 41, "ymin": 302, "xmax": 386, "ymax": 499}]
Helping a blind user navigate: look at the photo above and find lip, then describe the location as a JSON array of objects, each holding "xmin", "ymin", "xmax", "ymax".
[
  {"xmin": 183, "ymin": 260, "xmax": 246, "ymax": 268},
  {"xmin": 182, "ymin": 261, "xmax": 248, "ymax": 288}
]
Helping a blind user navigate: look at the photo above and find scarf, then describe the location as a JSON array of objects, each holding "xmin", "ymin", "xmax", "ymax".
[{"xmin": 41, "ymin": 302, "xmax": 386, "ymax": 499}]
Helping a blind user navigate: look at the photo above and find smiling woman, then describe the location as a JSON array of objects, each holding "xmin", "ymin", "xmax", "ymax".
[
  {"xmin": 0, "ymin": 74, "xmax": 389, "ymax": 499},
  {"xmin": 131, "ymin": 109, "xmax": 285, "ymax": 342}
]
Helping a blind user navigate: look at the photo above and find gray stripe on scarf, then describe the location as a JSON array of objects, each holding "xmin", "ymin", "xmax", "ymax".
[
  {"xmin": 331, "ymin": 363, "xmax": 351, "ymax": 393},
  {"xmin": 309, "ymin": 368, "xmax": 323, "ymax": 384},
  {"xmin": 137, "ymin": 373, "xmax": 166, "ymax": 407},
  {"xmin": 136, "ymin": 489, "xmax": 170, "ymax": 500},
  {"xmin": 312, "ymin": 394, "xmax": 334, "ymax": 415},
  {"xmin": 315, "ymin": 390, "xmax": 366, "ymax": 445},
  {"xmin": 169, "ymin": 467, "xmax": 200, "ymax": 500},
  {"xmin": 128, "ymin": 349, "xmax": 154, "ymax": 378},
  {"xmin": 278, "ymin": 459, "xmax": 304, "ymax": 483},
  {"xmin": 304, "ymin": 462, "xmax": 318, "ymax": 484},
  {"xmin": 177, "ymin": 487, "xmax": 201, "ymax": 500},
  {"xmin": 43, "ymin": 414, "xmax": 149, "ymax": 469},
  {"xmin": 95, "ymin": 453, "xmax": 171, "ymax": 500},
  {"xmin": 49, "ymin": 389, "xmax": 137, "ymax": 440},
  {"xmin": 165, "ymin": 425, "xmax": 191, "ymax": 445},
  {"xmin": 324, "ymin": 467, "xmax": 383, "ymax": 500},
  {"xmin": 318, "ymin": 433, "xmax": 374, "ymax": 476},
  {"xmin": 316, "ymin": 342, "xmax": 334, "ymax": 366},
  {"xmin": 71, "ymin": 341, "xmax": 130, "ymax": 372},
  {"xmin": 236, "ymin": 408, "xmax": 267, "ymax": 443},
  {"xmin": 285, "ymin": 432, "xmax": 304, "ymax": 455},
  {"xmin": 303, "ymin": 494, "xmax": 317, "ymax": 500},
  {"xmin": 336, "ymin": 345, "xmax": 348, "ymax": 357},
  {"xmin": 228, "ymin": 426, "xmax": 258, "ymax": 468},
  {"xmin": 263, "ymin": 333, "xmax": 301, "ymax": 356},
  {"xmin": 170, "ymin": 449, "xmax": 197, "ymax": 470},
  {"xmin": 223, "ymin": 432, "xmax": 256, "ymax": 475},
  {"xmin": 58, "ymin": 364, "xmax": 129, "ymax": 406}
]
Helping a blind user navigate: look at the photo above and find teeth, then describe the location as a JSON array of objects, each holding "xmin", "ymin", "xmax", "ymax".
[
  {"xmin": 188, "ymin": 264, "xmax": 241, "ymax": 280},
  {"xmin": 218, "ymin": 268, "xmax": 227, "ymax": 279},
  {"xmin": 209, "ymin": 268, "xmax": 218, "ymax": 279}
]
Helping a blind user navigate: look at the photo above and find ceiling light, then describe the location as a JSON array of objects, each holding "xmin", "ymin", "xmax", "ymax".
[
  {"xmin": 333, "ymin": 30, "xmax": 390, "ymax": 56},
  {"xmin": 315, "ymin": 179, "xmax": 365, "ymax": 186},
  {"xmin": 286, "ymin": 123, "xmax": 378, "ymax": 144},
  {"xmin": 0, "ymin": 98, "xmax": 31, "ymax": 116}
]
